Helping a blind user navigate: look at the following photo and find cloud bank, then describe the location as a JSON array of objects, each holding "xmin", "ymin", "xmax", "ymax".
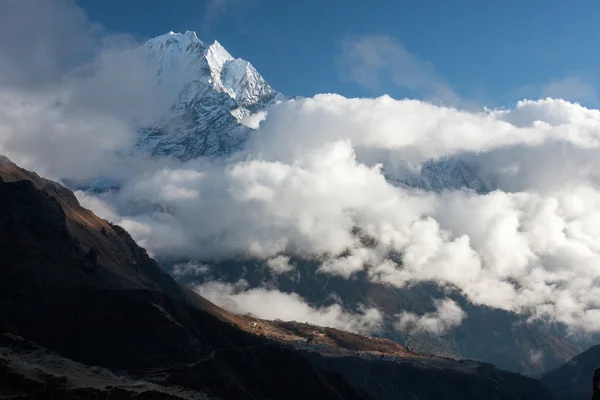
[
  {"xmin": 51, "ymin": 95, "xmax": 600, "ymax": 334},
  {"xmin": 195, "ymin": 280, "xmax": 383, "ymax": 334}
]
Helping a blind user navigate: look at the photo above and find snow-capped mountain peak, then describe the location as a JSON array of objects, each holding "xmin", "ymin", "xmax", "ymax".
[
  {"xmin": 204, "ymin": 39, "xmax": 282, "ymax": 109},
  {"xmin": 135, "ymin": 31, "xmax": 486, "ymax": 193},
  {"xmin": 136, "ymin": 31, "xmax": 283, "ymax": 160},
  {"xmin": 205, "ymin": 40, "xmax": 234, "ymax": 74},
  {"xmin": 140, "ymin": 31, "xmax": 280, "ymax": 111}
]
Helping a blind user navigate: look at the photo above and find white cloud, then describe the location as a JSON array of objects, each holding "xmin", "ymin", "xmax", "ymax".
[
  {"xmin": 75, "ymin": 190, "xmax": 118, "ymax": 221},
  {"xmin": 240, "ymin": 110, "xmax": 267, "ymax": 129},
  {"xmin": 194, "ymin": 280, "xmax": 383, "ymax": 334},
  {"xmin": 113, "ymin": 97, "xmax": 600, "ymax": 332},
  {"xmin": 318, "ymin": 247, "xmax": 375, "ymax": 278},
  {"xmin": 395, "ymin": 299, "xmax": 466, "ymax": 335},
  {"xmin": 0, "ymin": 89, "xmax": 149, "ymax": 182},
  {"xmin": 266, "ymin": 255, "xmax": 295, "ymax": 274}
]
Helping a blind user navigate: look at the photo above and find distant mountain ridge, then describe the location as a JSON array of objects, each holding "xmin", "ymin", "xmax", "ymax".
[
  {"xmin": 174, "ymin": 257, "xmax": 582, "ymax": 375},
  {"xmin": 386, "ymin": 158, "xmax": 490, "ymax": 193},
  {"xmin": 541, "ymin": 345, "xmax": 600, "ymax": 400}
]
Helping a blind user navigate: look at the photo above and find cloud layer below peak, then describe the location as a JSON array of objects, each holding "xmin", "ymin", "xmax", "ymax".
[{"xmin": 67, "ymin": 95, "xmax": 600, "ymax": 333}]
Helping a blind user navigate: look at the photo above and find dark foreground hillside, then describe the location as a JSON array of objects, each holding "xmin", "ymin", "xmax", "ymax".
[
  {"xmin": 0, "ymin": 156, "xmax": 553, "ymax": 399},
  {"xmin": 541, "ymin": 345, "xmax": 600, "ymax": 400}
]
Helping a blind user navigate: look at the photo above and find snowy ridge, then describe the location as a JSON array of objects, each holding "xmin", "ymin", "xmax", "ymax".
[
  {"xmin": 135, "ymin": 31, "xmax": 283, "ymax": 160},
  {"xmin": 386, "ymin": 159, "xmax": 490, "ymax": 193}
]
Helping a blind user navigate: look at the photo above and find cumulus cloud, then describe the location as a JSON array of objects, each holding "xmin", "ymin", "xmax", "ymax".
[
  {"xmin": 319, "ymin": 247, "xmax": 376, "ymax": 278},
  {"xmin": 395, "ymin": 299, "xmax": 466, "ymax": 335},
  {"xmin": 266, "ymin": 255, "xmax": 295, "ymax": 274},
  {"xmin": 194, "ymin": 280, "xmax": 383, "ymax": 334},
  {"xmin": 240, "ymin": 110, "xmax": 267, "ymax": 129},
  {"xmin": 94, "ymin": 96, "xmax": 600, "ymax": 333},
  {"xmin": 6, "ymin": 0, "xmax": 600, "ymax": 336},
  {"xmin": 0, "ymin": 89, "xmax": 137, "ymax": 181}
]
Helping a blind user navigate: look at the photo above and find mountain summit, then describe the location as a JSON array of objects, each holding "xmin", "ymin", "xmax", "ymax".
[{"xmin": 136, "ymin": 31, "xmax": 283, "ymax": 160}]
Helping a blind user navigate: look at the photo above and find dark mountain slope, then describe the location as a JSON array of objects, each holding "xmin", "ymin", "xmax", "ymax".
[
  {"xmin": 174, "ymin": 257, "xmax": 581, "ymax": 374},
  {"xmin": 0, "ymin": 157, "xmax": 361, "ymax": 399},
  {"xmin": 541, "ymin": 345, "xmax": 600, "ymax": 400},
  {"xmin": 0, "ymin": 156, "xmax": 553, "ymax": 399}
]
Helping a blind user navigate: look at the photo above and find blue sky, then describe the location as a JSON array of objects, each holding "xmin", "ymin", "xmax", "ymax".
[{"xmin": 77, "ymin": 0, "xmax": 600, "ymax": 107}]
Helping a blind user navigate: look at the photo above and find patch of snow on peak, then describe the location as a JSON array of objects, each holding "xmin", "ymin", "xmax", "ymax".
[
  {"xmin": 144, "ymin": 30, "xmax": 204, "ymax": 50},
  {"xmin": 221, "ymin": 59, "xmax": 275, "ymax": 106},
  {"xmin": 205, "ymin": 40, "xmax": 235, "ymax": 91}
]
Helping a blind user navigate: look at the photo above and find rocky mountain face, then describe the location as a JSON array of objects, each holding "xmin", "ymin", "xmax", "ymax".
[
  {"xmin": 0, "ymin": 156, "xmax": 555, "ymax": 399},
  {"xmin": 388, "ymin": 158, "xmax": 490, "ymax": 193},
  {"xmin": 541, "ymin": 345, "xmax": 600, "ymax": 400},
  {"xmin": 134, "ymin": 31, "xmax": 283, "ymax": 161}
]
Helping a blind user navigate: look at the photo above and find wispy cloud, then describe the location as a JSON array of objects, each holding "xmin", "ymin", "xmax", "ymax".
[
  {"xmin": 0, "ymin": 0, "xmax": 100, "ymax": 89},
  {"xmin": 340, "ymin": 34, "xmax": 460, "ymax": 105},
  {"xmin": 201, "ymin": 0, "xmax": 249, "ymax": 34},
  {"xmin": 541, "ymin": 76, "xmax": 598, "ymax": 104},
  {"xmin": 508, "ymin": 76, "xmax": 598, "ymax": 106}
]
